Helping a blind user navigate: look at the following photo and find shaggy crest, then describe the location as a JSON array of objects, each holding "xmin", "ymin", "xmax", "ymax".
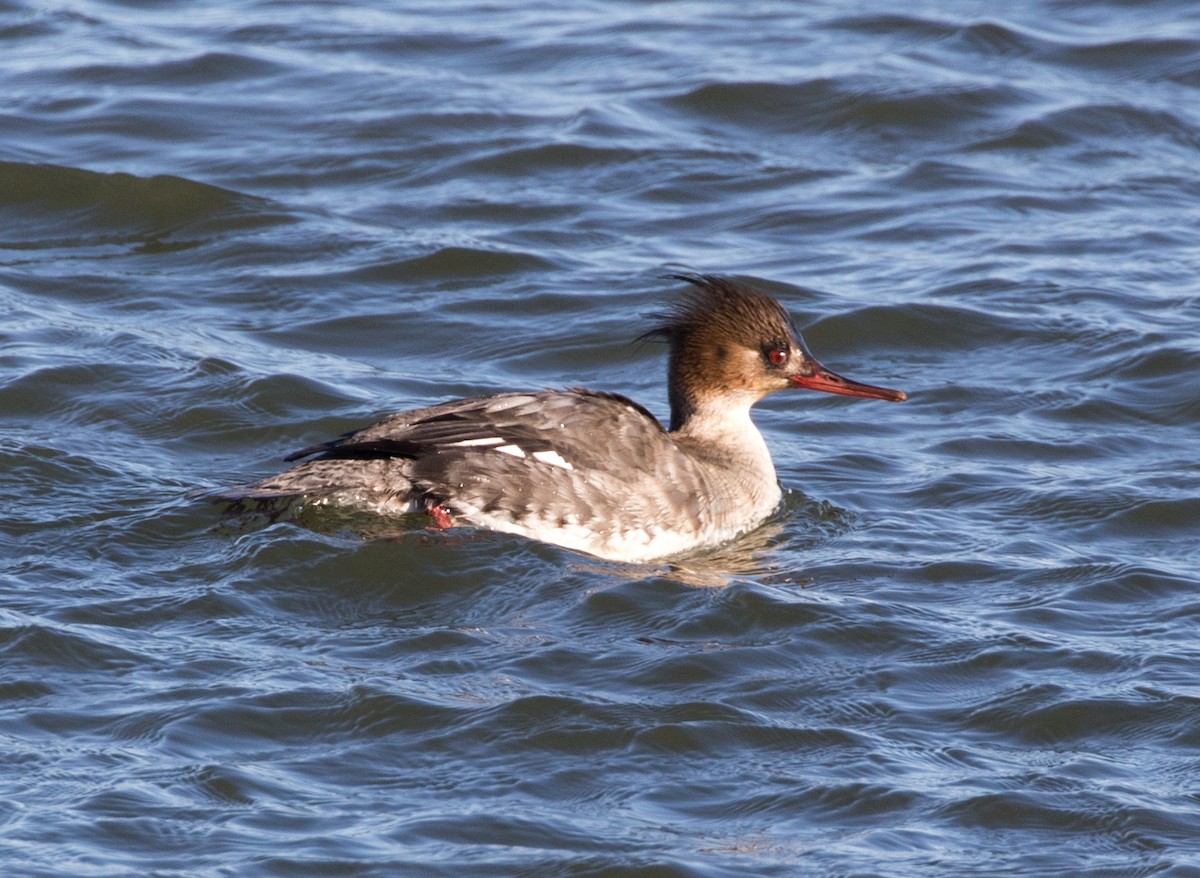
[{"xmin": 640, "ymin": 274, "xmax": 801, "ymax": 349}]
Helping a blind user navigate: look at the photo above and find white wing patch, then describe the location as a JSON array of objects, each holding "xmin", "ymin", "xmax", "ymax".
[
  {"xmin": 451, "ymin": 437, "xmax": 506, "ymax": 447},
  {"xmin": 450, "ymin": 437, "xmax": 572, "ymax": 470},
  {"xmin": 531, "ymin": 449, "xmax": 574, "ymax": 471}
]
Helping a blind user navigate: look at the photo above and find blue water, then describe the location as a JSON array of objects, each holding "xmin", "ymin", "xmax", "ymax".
[{"xmin": 2, "ymin": 1, "xmax": 1200, "ymax": 875}]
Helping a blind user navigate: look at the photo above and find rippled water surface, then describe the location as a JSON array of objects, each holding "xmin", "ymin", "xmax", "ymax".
[{"xmin": 3, "ymin": 1, "xmax": 1200, "ymax": 875}]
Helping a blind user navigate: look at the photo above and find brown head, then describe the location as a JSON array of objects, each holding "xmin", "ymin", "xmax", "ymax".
[{"xmin": 642, "ymin": 274, "xmax": 906, "ymax": 431}]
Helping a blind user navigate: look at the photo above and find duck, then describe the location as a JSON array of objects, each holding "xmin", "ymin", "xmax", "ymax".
[{"xmin": 214, "ymin": 275, "xmax": 906, "ymax": 562}]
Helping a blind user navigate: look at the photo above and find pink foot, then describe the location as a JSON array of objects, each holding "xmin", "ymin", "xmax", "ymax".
[{"xmin": 426, "ymin": 502, "xmax": 454, "ymax": 530}]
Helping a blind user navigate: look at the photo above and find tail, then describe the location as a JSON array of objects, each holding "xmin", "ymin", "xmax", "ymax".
[
  {"xmin": 192, "ymin": 482, "xmax": 309, "ymax": 521},
  {"xmin": 198, "ymin": 457, "xmax": 419, "ymax": 519}
]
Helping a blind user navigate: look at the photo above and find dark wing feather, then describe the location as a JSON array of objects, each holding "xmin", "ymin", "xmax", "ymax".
[
  {"xmin": 284, "ymin": 438, "xmax": 425, "ymax": 462},
  {"xmin": 282, "ymin": 390, "xmax": 669, "ymax": 475}
]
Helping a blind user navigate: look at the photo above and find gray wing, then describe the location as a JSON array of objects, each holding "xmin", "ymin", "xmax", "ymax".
[
  {"xmin": 288, "ymin": 389, "xmax": 704, "ymax": 529},
  {"xmin": 287, "ymin": 389, "xmax": 670, "ymax": 476},
  {"xmin": 214, "ymin": 389, "xmax": 710, "ymax": 547}
]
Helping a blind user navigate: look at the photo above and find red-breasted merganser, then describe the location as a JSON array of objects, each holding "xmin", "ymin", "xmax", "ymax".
[{"xmin": 215, "ymin": 275, "xmax": 906, "ymax": 562}]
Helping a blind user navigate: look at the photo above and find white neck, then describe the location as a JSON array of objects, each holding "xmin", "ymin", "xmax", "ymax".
[{"xmin": 672, "ymin": 392, "xmax": 777, "ymax": 482}]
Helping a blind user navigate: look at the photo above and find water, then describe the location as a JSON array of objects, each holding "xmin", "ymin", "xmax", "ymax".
[{"xmin": 2, "ymin": 1, "xmax": 1200, "ymax": 875}]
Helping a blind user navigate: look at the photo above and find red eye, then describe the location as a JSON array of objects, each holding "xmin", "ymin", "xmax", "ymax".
[{"xmin": 767, "ymin": 348, "xmax": 788, "ymax": 366}]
